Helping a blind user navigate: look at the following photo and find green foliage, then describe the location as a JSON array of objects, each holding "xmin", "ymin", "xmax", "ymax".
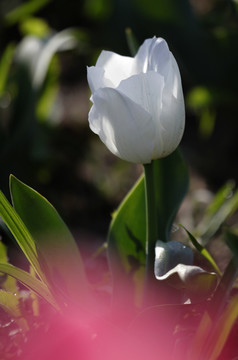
[
  {"xmin": 205, "ymin": 295, "xmax": 238, "ymax": 360},
  {"xmin": 0, "ymin": 168, "xmax": 237, "ymax": 359},
  {"xmin": 181, "ymin": 225, "xmax": 221, "ymax": 276},
  {"xmin": 132, "ymin": 0, "xmax": 191, "ymax": 24},
  {"xmin": 0, "ymin": 240, "xmax": 19, "ymax": 294},
  {"xmin": 4, "ymin": 0, "xmax": 52, "ymax": 26},
  {"xmin": 0, "ymin": 175, "xmax": 91, "ymax": 310},
  {"xmin": 0, "ymin": 190, "xmax": 42, "ymax": 280},
  {"xmin": 10, "ymin": 175, "xmax": 90, "ymax": 306},
  {"xmin": 194, "ymin": 181, "xmax": 238, "ymax": 246},
  {"xmin": 0, "ymin": 44, "xmax": 15, "ymax": 96},
  {"xmin": 107, "ymin": 149, "xmax": 189, "ymax": 306},
  {"xmin": 150, "ymin": 150, "xmax": 189, "ymax": 243},
  {"xmin": 19, "ymin": 17, "xmax": 50, "ymax": 37},
  {"xmin": 190, "ymin": 295, "xmax": 238, "ymax": 360},
  {"xmin": 225, "ymin": 227, "xmax": 238, "ymax": 259},
  {"xmin": 125, "ymin": 28, "xmax": 139, "ymax": 57},
  {"xmin": 83, "ymin": 0, "xmax": 112, "ymax": 20},
  {"xmin": 0, "ymin": 239, "xmax": 51, "ymax": 330},
  {"xmin": 0, "ymin": 263, "xmax": 56, "ymax": 308},
  {"xmin": 1, "ymin": 4, "xmax": 238, "ymax": 355},
  {"xmin": 107, "ymin": 174, "xmax": 146, "ymax": 306},
  {"xmin": 0, "ymin": 24, "xmax": 85, "ymax": 198}
]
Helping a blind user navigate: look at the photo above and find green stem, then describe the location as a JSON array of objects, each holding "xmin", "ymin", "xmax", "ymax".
[{"xmin": 143, "ymin": 162, "xmax": 158, "ymax": 304}]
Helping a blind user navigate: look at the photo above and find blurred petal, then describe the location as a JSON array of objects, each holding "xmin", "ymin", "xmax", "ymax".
[
  {"xmin": 96, "ymin": 50, "xmax": 136, "ymax": 87},
  {"xmin": 33, "ymin": 30, "xmax": 77, "ymax": 88},
  {"xmin": 16, "ymin": 36, "xmax": 42, "ymax": 79},
  {"xmin": 89, "ymin": 88, "xmax": 155, "ymax": 163}
]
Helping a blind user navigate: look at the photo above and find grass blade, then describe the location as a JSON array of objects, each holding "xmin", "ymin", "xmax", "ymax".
[
  {"xmin": 0, "ymin": 263, "xmax": 57, "ymax": 308},
  {"xmin": 0, "ymin": 191, "xmax": 44, "ymax": 281},
  {"xmin": 181, "ymin": 225, "xmax": 221, "ymax": 276}
]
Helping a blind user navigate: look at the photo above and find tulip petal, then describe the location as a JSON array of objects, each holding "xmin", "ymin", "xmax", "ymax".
[
  {"xmin": 89, "ymin": 88, "xmax": 155, "ymax": 163},
  {"xmin": 153, "ymin": 56, "xmax": 185, "ymax": 158},
  {"xmin": 135, "ymin": 37, "xmax": 171, "ymax": 78},
  {"xmin": 149, "ymin": 39, "xmax": 171, "ymax": 77},
  {"xmin": 87, "ymin": 66, "xmax": 113, "ymax": 93},
  {"xmin": 87, "ymin": 36, "xmax": 185, "ymax": 163},
  {"xmin": 117, "ymin": 71, "xmax": 164, "ymax": 114},
  {"xmin": 118, "ymin": 71, "xmax": 169, "ymax": 157},
  {"xmin": 95, "ymin": 50, "xmax": 136, "ymax": 88}
]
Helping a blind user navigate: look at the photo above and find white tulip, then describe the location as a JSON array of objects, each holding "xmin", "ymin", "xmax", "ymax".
[{"xmin": 87, "ymin": 37, "xmax": 185, "ymax": 164}]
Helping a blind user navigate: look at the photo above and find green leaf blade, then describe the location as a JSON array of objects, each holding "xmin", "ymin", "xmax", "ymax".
[
  {"xmin": 10, "ymin": 175, "xmax": 90, "ymax": 306},
  {"xmin": 0, "ymin": 43, "xmax": 15, "ymax": 95},
  {"xmin": 0, "ymin": 263, "xmax": 57, "ymax": 308},
  {"xmin": 108, "ymin": 175, "xmax": 146, "ymax": 307},
  {"xmin": 181, "ymin": 225, "xmax": 221, "ymax": 276},
  {"xmin": 0, "ymin": 191, "xmax": 43, "ymax": 280}
]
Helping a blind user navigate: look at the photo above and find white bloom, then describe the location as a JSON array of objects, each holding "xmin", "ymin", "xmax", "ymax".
[
  {"xmin": 16, "ymin": 31, "xmax": 77, "ymax": 89},
  {"xmin": 87, "ymin": 37, "xmax": 185, "ymax": 164}
]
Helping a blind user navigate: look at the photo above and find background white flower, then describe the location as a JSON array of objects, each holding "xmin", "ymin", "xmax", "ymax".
[{"xmin": 87, "ymin": 37, "xmax": 185, "ymax": 164}]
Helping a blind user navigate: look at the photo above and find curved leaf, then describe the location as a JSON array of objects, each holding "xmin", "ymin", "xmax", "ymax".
[
  {"xmin": 0, "ymin": 263, "xmax": 57, "ymax": 308},
  {"xmin": 108, "ymin": 175, "xmax": 146, "ymax": 307},
  {"xmin": 10, "ymin": 175, "xmax": 90, "ymax": 306},
  {"xmin": 181, "ymin": 225, "xmax": 221, "ymax": 275},
  {"xmin": 190, "ymin": 295, "xmax": 238, "ymax": 360},
  {"xmin": 0, "ymin": 191, "xmax": 43, "ymax": 280}
]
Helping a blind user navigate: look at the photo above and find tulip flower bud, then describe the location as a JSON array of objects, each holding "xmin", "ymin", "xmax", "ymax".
[{"xmin": 87, "ymin": 37, "xmax": 185, "ymax": 164}]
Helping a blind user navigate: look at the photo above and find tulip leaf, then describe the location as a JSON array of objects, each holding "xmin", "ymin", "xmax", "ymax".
[
  {"xmin": 0, "ymin": 191, "xmax": 43, "ymax": 280},
  {"xmin": 152, "ymin": 150, "xmax": 189, "ymax": 242},
  {"xmin": 0, "ymin": 240, "xmax": 19, "ymax": 294},
  {"xmin": 0, "ymin": 43, "xmax": 15, "ymax": 95},
  {"xmin": 107, "ymin": 149, "xmax": 188, "ymax": 307},
  {"xmin": 107, "ymin": 175, "xmax": 146, "ymax": 307},
  {"xmin": 197, "ymin": 185, "xmax": 238, "ymax": 246},
  {"xmin": 0, "ymin": 263, "xmax": 57, "ymax": 308},
  {"xmin": 125, "ymin": 28, "xmax": 139, "ymax": 56},
  {"xmin": 190, "ymin": 295, "xmax": 238, "ymax": 360},
  {"xmin": 205, "ymin": 181, "xmax": 235, "ymax": 217},
  {"xmin": 10, "ymin": 175, "xmax": 90, "ymax": 306},
  {"xmin": 181, "ymin": 225, "xmax": 221, "ymax": 276},
  {"xmin": 224, "ymin": 227, "xmax": 238, "ymax": 259},
  {"xmin": 204, "ymin": 294, "xmax": 238, "ymax": 360}
]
